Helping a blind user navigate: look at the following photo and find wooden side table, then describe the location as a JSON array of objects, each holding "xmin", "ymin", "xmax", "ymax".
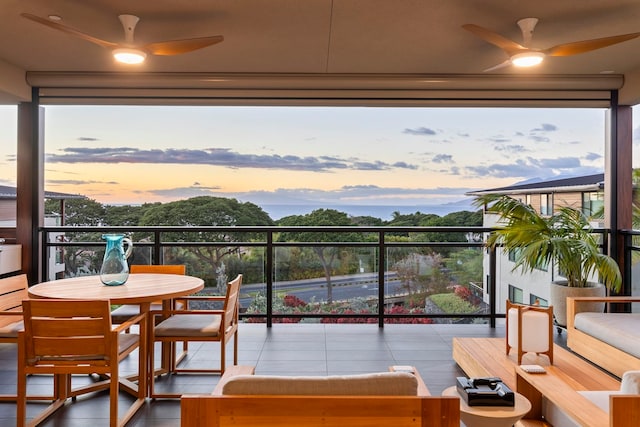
[{"xmin": 442, "ymin": 386, "xmax": 531, "ymax": 427}]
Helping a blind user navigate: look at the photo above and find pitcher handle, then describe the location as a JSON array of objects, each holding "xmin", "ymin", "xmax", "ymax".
[{"xmin": 123, "ymin": 237, "xmax": 134, "ymax": 259}]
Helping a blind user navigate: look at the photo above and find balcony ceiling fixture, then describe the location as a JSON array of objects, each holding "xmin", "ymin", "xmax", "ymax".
[
  {"xmin": 463, "ymin": 17, "xmax": 640, "ymax": 72},
  {"xmin": 21, "ymin": 12, "xmax": 224, "ymax": 65}
]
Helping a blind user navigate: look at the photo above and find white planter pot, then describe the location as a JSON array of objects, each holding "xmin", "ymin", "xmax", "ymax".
[{"xmin": 549, "ymin": 281, "xmax": 605, "ymax": 328}]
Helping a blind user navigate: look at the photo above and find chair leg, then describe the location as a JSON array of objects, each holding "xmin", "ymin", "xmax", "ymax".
[
  {"xmin": 233, "ymin": 330, "xmax": 238, "ymax": 365},
  {"xmin": 221, "ymin": 338, "xmax": 226, "ymax": 374},
  {"xmin": 110, "ymin": 367, "xmax": 119, "ymax": 427},
  {"xmin": 16, "ymin": 363, "xmax": 27, "ymax": 426}
]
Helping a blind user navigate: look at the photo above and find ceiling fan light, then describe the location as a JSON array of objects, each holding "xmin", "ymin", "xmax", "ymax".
[
  {"xmin": 113, "ymin": 48, "xmax": 146, "ymax": 64},
  {"xmin": 511, "ymin": 52, "xmax": 545, "ymax": 67}
]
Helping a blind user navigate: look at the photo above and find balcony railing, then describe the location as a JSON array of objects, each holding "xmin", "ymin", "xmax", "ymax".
[{"xmin": 36, "ymin": 225, "xmax": 634, "ymax": 327}]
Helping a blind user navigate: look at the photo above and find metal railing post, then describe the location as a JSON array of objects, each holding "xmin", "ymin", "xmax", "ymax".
[
  {"xmin": 266, "ymin": 230, "xmax": 273, "ymax": 327},
  {"xmin": 378, "ymin": 231, "xmax": 385, "ymax": 328},
  {"xmin": 489, "ymin": 246, "xmax": 497, "ymax": 328},
  {"xmin": 154, "ymin": 230, "xmax": 162, "ymax": 265}
]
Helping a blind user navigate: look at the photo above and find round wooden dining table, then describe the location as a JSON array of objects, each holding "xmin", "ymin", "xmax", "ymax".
[
  {"xmin": 28, "ymin": 273, "xmax": 204, "ymax": 306},
  {"xmin": 28, "ymin": 273, "xmax": 205, "ymax": 398}
]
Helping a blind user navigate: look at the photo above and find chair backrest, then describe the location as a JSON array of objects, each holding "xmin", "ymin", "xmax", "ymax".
[
  {"xmin": 0, "ymin": 274, "xmax": 29, "ymax": 328},
  {"xmin": 21, "ymin": 299, "xmax": 114, "ymax": 367},
  {"xmin": 223, "ymin": 275, "xmax": 242, "ymax": 331},
  {"xmin": 130, "ymin": 264, "xmax": 186, "ymax": 275}
]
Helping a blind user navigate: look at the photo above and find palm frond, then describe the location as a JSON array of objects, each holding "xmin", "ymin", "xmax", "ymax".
[{"xmin": 475, "ymin": 194, "xmax": 621, "ymax": 289}]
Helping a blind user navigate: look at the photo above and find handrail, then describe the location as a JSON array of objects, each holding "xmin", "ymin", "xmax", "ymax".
[{"xmin": 35, "ymin": 225, "xmax": 625, "ymax": 327}]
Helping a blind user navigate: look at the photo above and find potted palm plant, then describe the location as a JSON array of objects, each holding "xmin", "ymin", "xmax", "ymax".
[{"xmin": 473, "ymin": 194, "xmax": 622, "ymax": 327}]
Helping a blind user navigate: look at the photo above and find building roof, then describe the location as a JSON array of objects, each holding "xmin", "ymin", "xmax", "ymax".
[
  {"xmin": 0, "ymin": 185, "xmax": 86, "ymax": 200},
  {"xmin": 466, "ymin": 173, "xmax": 604, "ymax": 196}
]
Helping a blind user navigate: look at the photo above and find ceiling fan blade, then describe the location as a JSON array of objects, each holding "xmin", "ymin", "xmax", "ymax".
[
  {"xmin": 462, "ymin": 24, "xmax": 525, "ymax": 55},
  {"xmin": 21, "ymin": 13, "xmax": 117, "ymax": 49},
  {"xmin": 143, "ymin": 36, "xmax": 224, "ymax": 56},
  {"xmin": 543, "ymin": 32, "xmax": 640, "ymax": 56},
  {"xmin": 483, "ymin": 59, "xmax": 512, "ymax": 72}
]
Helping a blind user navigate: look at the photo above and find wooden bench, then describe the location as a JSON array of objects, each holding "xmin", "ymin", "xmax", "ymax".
[
  {"xmin": 453, "ymin": 337, "xmax": 640, "ymax": 427},
  {"xmin": 181, "ymin": 365, "xmax": 460, "ymax": 427},
  {"xmin": 0, "ymin": 274, "xmax": 52, "ymax": 401}
]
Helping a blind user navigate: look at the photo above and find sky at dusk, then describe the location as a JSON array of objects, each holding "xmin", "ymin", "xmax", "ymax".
[{"xmin": 2, "ymin": 104, "xmax": 640, "ymax": 218}]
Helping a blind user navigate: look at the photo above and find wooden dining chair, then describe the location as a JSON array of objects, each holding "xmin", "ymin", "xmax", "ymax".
[
  {"xmin": 0, "ymin": 274, "xmax": 52, "ymax": 402},
  {"xmin": 110, "ymin": 264, "xmax": 189, "ymax": 370},
  {"xmin": 110, "ymin": 264, "xmax": 187, "ymax": 324},
  {"xmin": 17, "ymin": 299, "xmax": 147, "ymax": 427},
  {"xmin": 149, "ymin": 274, "xmax": 242, "ymax": 398}
]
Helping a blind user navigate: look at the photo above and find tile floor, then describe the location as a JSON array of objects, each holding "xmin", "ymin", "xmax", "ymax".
[{"xmin": 1, "ymin": 321, "xmax": 562, "ymax": 426}]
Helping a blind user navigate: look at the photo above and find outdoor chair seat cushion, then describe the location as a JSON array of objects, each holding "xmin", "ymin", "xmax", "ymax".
[
  {"xmin": 221, "ymin": 371, "xmax": 419, "ymax": 396},
  {"xmin": 118, "ymin": 333, "xmax": 140, "ymax": 354},
  {"xmin": 154, "ymin": 314, "xmax": 222, "ymax": 337},
  {"xmin": 111, "ymin": 301, "xmax": 184, "ymax": 321},
  {"xmin": 0, "ymin": 319, "xmax": 23, "ymax": 338},
  {"xmin": 574, "ymin": 313, "xmax": 640, "ymax": 359}
]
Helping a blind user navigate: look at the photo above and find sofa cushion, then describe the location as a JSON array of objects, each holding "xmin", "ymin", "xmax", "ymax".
[
  {"xmin": 574, "ymin": 313, "xmax": 640, "ymax": 359},
  {"xmin": 578, "ymin": 390, "xmax": 625, "ymax": 413},
  {"xmin": 221, "ymin": 371, "xmax": 419, "ymax": 396}
]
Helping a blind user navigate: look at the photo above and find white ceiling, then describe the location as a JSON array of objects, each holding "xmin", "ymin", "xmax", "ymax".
[{"xmin": 3, "ymin": 0, "xmax": 640, "ymax": 103}]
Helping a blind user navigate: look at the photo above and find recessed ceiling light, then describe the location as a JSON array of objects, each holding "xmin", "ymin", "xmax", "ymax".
[{"xmin": 48, "ymin": 15, "xmax": 62, "ymax": 21}]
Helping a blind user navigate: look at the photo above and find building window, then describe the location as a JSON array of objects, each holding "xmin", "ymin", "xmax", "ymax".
[
  {"xmin": 540, "ymin": 193, "xmax": 553, "ymax": 216},
  {"xmin": 582, "ymin": 191, "xmax": 604, "ymax": 217},
  {"xmin": 508, "ymin": 248, "xmax": 547, "ymax": 271},
  {"xmin": 509, "ymin": 285, "xmax": 523, "ymax": 304},
  {"xmin": 525, "ymin": 194, "xmax": 532, "ymax": 206},
  {"xmin": 529, "ymin": 294, "xmax": 548, "ymax": 307}
]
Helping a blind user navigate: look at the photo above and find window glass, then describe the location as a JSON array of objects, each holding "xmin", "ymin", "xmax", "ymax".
[
  {"xmin": 529, "ymin": 294, "xmax": 548, "ymax": 307},
  {"xmin": 582, "ymin": 191, "xmax": 604, "ymax": 217},
  {"xmin": 509, "ymin": 285, "xmax": 523, "ymax": 304},
  {"xmin": 540, "ymin": 193, "xmax": 552, "ymax": 216}
]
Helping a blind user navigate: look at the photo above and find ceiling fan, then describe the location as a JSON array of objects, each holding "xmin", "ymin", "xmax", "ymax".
[
  {"xmin": 463, "ymin": 18, "xmax": 640, "ymax": 72},
  {"xmin": 21, "ymin": 12, "xmax": 224, "ymax": 64}
]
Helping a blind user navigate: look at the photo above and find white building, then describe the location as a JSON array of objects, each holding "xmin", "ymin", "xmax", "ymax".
[
  {"xmin": 0, "ymin": 185, "xmax": 85, "ymax": 281},
  {"xmin": 467, "ymin": 174, "xmax": 605, "ymax": 313}
]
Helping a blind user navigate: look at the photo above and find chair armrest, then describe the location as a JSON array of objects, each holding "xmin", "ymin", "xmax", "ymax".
[
  {"xmin": 112, "ymin": 312, "xmax": 146, "ymax": 333},
  {"xmin": 568, "ymin": 296, "xmax": 640, "ymax": 304},
  {"xmin": 389, "ymin": 365, "xmax": 431, "ymax": 396},
  {"xmin": 211, "ymin": 365, "xmax": 256, "ymax": 395},
  {"xmin": 180, "ymin": 295, "xmax": 226, "ymax": 301},
  {"xmin": 149, "ymin": 295, "xmax": 228, "ymax": 317}
]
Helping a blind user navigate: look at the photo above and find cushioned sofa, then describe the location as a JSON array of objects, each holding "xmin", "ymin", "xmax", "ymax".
[
  {"xmin": 180, "ymin": 365, "xmax": 460, "ymax": 427},
  {"xmin": 567, "ymin": 296, "xmax": 640, "ymax": 378}
]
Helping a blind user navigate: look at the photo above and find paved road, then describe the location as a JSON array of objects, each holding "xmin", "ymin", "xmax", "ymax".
[{"xmin": 239, "ymin": 272, "xmax": 403, "ymax": 306}]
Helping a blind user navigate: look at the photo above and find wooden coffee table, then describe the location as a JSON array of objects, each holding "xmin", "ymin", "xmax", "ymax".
[{"xmin": 442, "ymin": 385, "xmax": 531, "ymax": 427}]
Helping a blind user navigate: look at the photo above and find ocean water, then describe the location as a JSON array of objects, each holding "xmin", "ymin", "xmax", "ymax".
[{"xmin": 261, "ymin": 203, "xmax": 477, "ymax": 221}]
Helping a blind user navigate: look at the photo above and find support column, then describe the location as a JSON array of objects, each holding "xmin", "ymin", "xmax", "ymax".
[
  {"xmin": 16, "ymin": 87, "xmax": 43, "ymax": 284},
  {"xmin": 605, "ymin": 91, "xmax": 632, "ymax": 295}
]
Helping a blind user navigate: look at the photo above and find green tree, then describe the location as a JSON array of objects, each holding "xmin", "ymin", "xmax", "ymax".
[
  {"xmin": 103, "ymin": 203, "xmax": 152, "ymax": 226},
  {"xmin": 138, "ymin": 196, "xmax": 274, "ymax": 284},
  {"xmin": 45, "ymin": 197, "xmax": 105, "ymax": 225},
  {"xmin": 417, "ymin": 210, "xmax": 483, "ymax": 252},
  {"xmin": 277, "ymin": 209, "xmax": 364, "ymax": 303}
]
